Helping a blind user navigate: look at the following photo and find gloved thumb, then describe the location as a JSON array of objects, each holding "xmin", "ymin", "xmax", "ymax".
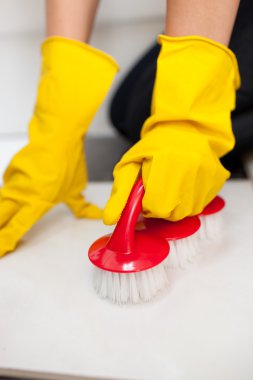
[{"xmin": 103, "ymin": 162, "xmax": 140, "ymax": 225}]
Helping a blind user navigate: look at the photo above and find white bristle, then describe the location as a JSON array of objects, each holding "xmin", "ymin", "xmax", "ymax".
[
  {"xmin": 166, "ymin": 232, "xmax": 201, "ymax": 270},
  {"xmin": 199, "ymin": 213, "xmax": 223, "ymax": 241},
  {"xmin": 93, "ymin": 262, "xmax": 169, "ymax": 304}
]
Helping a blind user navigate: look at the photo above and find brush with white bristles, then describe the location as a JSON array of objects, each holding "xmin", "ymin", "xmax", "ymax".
[
  {"xmin": 142, "ymin": 216, "xmax": 201, "ymax": 270},
  {"xmin": 92, "ymin": 263, "xmax": 169, "ymax": 304},
  {"xmin": 88, "ymin": 178, "xmax": 170, "ymax": 304},
  {"xmin": 199, "ymin": 196, "xmax": 225, "ymax": 241}
]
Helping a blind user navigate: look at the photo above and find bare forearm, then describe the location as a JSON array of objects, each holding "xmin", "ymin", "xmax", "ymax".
[
  {"xmin": 166, "ymin": 0, "xmax": 240, "ymax": 45},
  {"xmin": 46, "ymin": 0, "xmax": 99, "ymax": 43}
]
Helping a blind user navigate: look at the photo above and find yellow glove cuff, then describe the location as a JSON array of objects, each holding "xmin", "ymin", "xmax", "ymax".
[
  {"xmin": 157, "ymin": 34, "xmax": 240, "ymax": 89},
  {"xmin": 41, "ymin": 36, "xmax": 119, "ymax": 72}
]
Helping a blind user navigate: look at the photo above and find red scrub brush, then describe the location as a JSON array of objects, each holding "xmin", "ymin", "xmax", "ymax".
[
  {"xmin": 143, "ymin": 216, "xmax": 201, "ymax": 269},
  {"xmin": 199, "ymin": 196, "xmax": 225, "ymax": 240},
  {"xmin": 88, "ymin": 178, "xmax": 170, "ymax": 304}
]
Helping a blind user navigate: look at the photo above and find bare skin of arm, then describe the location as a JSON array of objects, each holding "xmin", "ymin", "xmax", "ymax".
[
  {"xmin": 46, "ymin": 0, "xmax": 240, "ymax": 46},
  {"xmin": 46, "ymin": 0, "xmax": 99, "ymax": 42},
  {"xmin": 165, "ymin": 0, "xmax": 240, "ymax": 45}
]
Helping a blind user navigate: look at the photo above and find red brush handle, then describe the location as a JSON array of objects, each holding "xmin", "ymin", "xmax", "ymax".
[{"xmin": 107, "ymin": 178, "xmax": 144, "ymax": 254}]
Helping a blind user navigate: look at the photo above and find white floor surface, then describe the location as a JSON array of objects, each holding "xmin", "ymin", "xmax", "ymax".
[{"xmin": 0, "ymin": 181, "xmax": 253, "ymax": 380}]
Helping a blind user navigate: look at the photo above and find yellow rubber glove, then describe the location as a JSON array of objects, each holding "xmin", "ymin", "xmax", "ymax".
[
  {"xmin": 0, "ymin": 37, "xmax": 118, "ymax": 257},
  {"xmin": 104, "ymin": 35, "xmax": 240, "ymax": 224}
]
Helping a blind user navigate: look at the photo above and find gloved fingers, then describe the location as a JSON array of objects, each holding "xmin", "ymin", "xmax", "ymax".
[
  {"xmin": 197, "ymin": 161, "xmax": 230, "ymax": 213},
  {"xmin": 167, "ymin": 189, "xmax": 196, "ymax": 221},
  {"xmin": 169, "ymin": 155, "xmax": 230, "ymax": 220},
  {"xmin": 0, "ymin": 199, "xmax": 19, "ymax": 228},
  {"xmin": 142, "ymin": 152, "xmax": 190, "ymax": 219},
  {"xmin": 0, "ymin": 202, "xmax": 49, "ymax": 258},
  {"xmin": 65, "ymin": 193, "xmax": 103, "ymax": 219},
  {"xmin": 173, "ymin": 152, "xmax": 218, "ymax": 218},
  {"xmin": 103, "ymin": 162, "xmax": 141, "ymax": 225},
  {"xmin": 168, "ymin": 180, "xmax": 198, "ymax": 221}
]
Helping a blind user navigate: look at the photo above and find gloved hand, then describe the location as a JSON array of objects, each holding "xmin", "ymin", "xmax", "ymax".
[
  {"xmin": 0, "ymin": 37, "xmax": 118, "ymax": 257},
  {"xmin": 104, "ymin": 35, "xmax": 240, "ymax": 224}
]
